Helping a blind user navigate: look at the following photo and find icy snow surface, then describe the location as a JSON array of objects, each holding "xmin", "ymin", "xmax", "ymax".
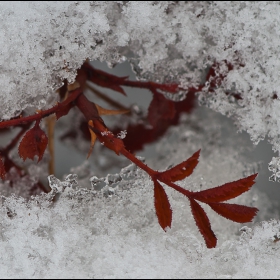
[{"xmin": 1, "ymin": 2, "xmax": 280, "ymax": 156}]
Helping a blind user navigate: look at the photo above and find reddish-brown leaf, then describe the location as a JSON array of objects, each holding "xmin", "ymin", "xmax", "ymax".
[
  {"xmin": 18, "ymin": 121, "xmax": 48, "ymax": 162},
  {"xmin": 208, "ymin": 202, "xmax": 258, "ymax": 223},
  {"xmin": 148, "ymin": 91, "xmax": 175, "ymax": 128},
  {"xmin": 154, "ymin": 180, "xmax": 172, "ymax": 231},
  {"xmin": 192, "ymin": 174, "xmax": 257, "ymax": 203},
  {"xmin": 190, "ymin": 198, "xmax": 217, "ymax": 248},
  {"xmin": 0, "ymin": 157, "xmax": 6, "ymax": 179},
  {"xmin": 159, "ymin": 150, "xmax": 200, "ymax": 182}
]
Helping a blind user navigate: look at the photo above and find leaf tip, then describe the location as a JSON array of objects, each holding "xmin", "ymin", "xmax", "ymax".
[
  {"xmin": 249, "ymin": 173, "xmax": 258, "ymax": 181},
  {"xmin": 154, "ymin": 180, "xmax": 172, "ymax": 230},
  {"xmin": 190, "ymin": 198, "xmax": 217, "ymax": 248}
]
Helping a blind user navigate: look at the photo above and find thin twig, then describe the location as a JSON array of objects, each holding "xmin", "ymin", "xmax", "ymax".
[
  {"xmin": 46, "ymin": 115, "xmax": 56, "ymax": 175},
  {"xmin": 86, "ymin": 83, "xmax": 130, "ymax": 112}
]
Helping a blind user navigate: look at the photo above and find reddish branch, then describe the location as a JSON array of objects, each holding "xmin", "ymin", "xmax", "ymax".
[
  {"xmin": 75, "ymin": 90, "xmax": 258, "ymax": 249},
  {"xmin": 0, "ymin": 89, "xmax": 82, "ymax": 129}
]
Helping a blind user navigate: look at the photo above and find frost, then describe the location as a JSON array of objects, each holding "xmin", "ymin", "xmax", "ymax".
[
  {"xmin": 117, "ymin": 130, "xmax": 127, "ymax": 139},
  {"xmin": 268, "ymin": 157, "xmax": 280, "ymax": 182},
  {"xmin": 101, "ymin": 131, "xmax": 112, "ymax": 136}
]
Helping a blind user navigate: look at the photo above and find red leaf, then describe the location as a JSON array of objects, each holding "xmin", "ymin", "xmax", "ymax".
[
  {"xmin": 192, "ymin": 174, "xmax": 257, "ymax": 203},
  {"xmin": 190, "ymin": 198, "xmax": 217, "ymax": 248},
  {"xmin": 148, "ymin": 91, "xmax": 175, "ymax": 128},
  {"xmin": 159, "ymin": 150, "xmax": 200, "ymax": 182},
  {"xmin": 154, "ymin": 180, "xmax": 172, "ymax": 230},
  {"xmin": 208, "ymin": 202, "xmax": 258, "ymax": 223},
  {"xmin": 0, "ymin": 157, "xmax": 6, "ymax": 179},
  {"xmin": 18, "ymin": 121, "xmax": 48, "ymax": 162}
]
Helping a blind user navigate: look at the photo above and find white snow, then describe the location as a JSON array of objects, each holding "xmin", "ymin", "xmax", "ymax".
[
  {"xmin": 1, "ymin": 2, "xmax": 280, "ymax": 156},
  {"xmin": 0, "ymin": 1, "xmax": 279, "ymax": 159},
  {"xmin": 1, "ymin": 181, "xmax": 279, "ymax": 278}
]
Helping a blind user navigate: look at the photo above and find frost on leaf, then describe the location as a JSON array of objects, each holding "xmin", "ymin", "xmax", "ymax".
[
  {"xmin": 117, "ymin": 130, "xmax": 127, "ymax": 140},
  {"xmin": 18, "ymin": 121, "xmax": 48, "ymax": 162},
  {"xmin": 90, "ymin": 119, "xmax": 125, "ymax": 155}
]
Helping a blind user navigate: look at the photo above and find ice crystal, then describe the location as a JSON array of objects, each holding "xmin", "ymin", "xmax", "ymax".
[
  {"xmin": 268, "ymin": 157, "xmax": 280, "ymax": 182},
  {"xmin": 117, "ymin": 130, "xmax": 127, "ymax": 139}
]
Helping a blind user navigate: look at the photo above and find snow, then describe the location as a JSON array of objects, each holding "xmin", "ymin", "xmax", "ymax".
[
  {"xmin": 117, "ymin": 130, "xmax": 127, "ymax": 139},
  {"xmin": 1, "ymin": 1, "xmax": 280, "ymax": 278},
  {"xmin": 1, "ymin": 1, "xmax": 280, "ymax": 157},
  {"xmin": 2, "ymin": 187, "xmax": 279, "ymax": 278}
]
